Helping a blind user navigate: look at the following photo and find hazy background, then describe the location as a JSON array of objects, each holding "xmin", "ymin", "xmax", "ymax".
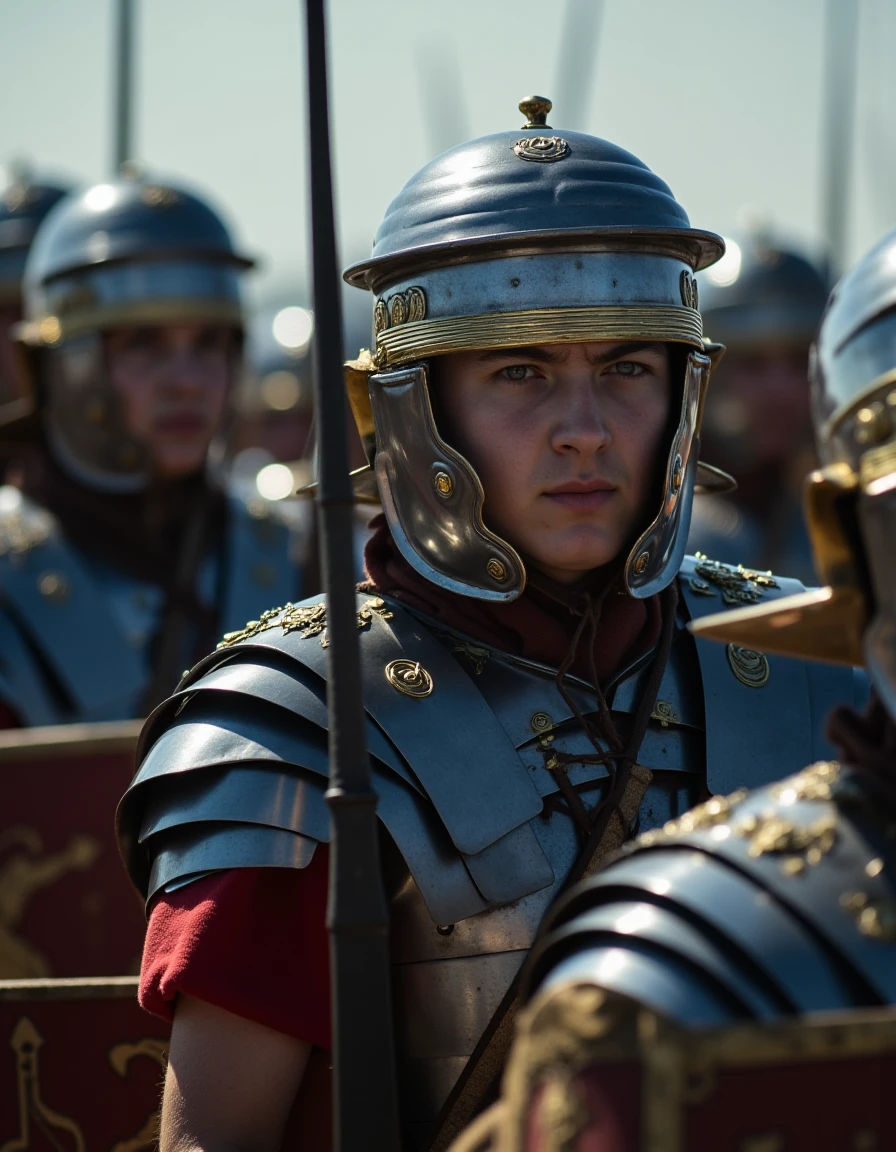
[{"xmin": 2, "ymin": 0, "xmax": 894, "ymax": 325}]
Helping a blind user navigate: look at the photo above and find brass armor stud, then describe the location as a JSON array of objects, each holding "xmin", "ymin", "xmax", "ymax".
[
  {"xmin": 855, "ymin": 402, "xmax": 892, "ymax": 445},
  {"xmin": 385, "ymin": 659, "xmax": 434, "ymax": 698},
  {"xmin": 37, "ymin": 571, "xmax": 71, "ymax": 602},
  {"xmin": 726, "ymin": 643, "xmax": 770, "ymax": 688},
  {"xmin": 634, "ymin": 550, "xmax": 650, "ymax": 575},
  {"xmin": 519, "ymin": 95, "xmax": 552, "ymax": 129},
  {"xmin": 487, "ymin": 559, "xmax": 507, "ymax": 581},
  {"xmin": 433, "ymin": 471, "xmax": 454, "ymax": 497},
  {"xmin": 530, "ymin": 711, "xmax": 554, "ymax": 734},
  {"xmin": 671, "ymin": 453, "xmax": 683, "ymax": 492}
]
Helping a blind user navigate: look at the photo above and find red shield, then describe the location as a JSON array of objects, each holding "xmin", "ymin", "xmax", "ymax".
[
  {"xmin": 0, "ymin": 722, "xmax": 145, "ymax": 979},
  {"xmin": 0, "ymin": 976, "xmax": 169, "ymax": 1152}
]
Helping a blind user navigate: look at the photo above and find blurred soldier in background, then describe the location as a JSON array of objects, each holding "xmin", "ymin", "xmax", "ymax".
[
  {"xmin": 0, "ymin": 169, "xmax": 70, "ymax": 432},
  {"xmin": 0, "ymin": 171, "xmax": 304, "ymax": 726},
  {"xmin": 687, "ymin": 230, "xmax": 830, "ymax": 583},
  {"xmin": 454, "ymin": 227, "xmax": 896, "ymax": 1152}
]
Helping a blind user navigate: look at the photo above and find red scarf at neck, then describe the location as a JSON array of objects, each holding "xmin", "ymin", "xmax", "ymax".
[{"xmin": 361, "ymin": 514, "xmax": 662, "ymax": 685}]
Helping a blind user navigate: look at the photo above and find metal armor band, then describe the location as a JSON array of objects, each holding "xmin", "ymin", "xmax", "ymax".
[
  {"xmin": 20, "ymin": 260, "xmax": 245, "ymax": 345},
  {"xmin": 374, "ymin": 306, "xmax": 703, "ymax": 368}
]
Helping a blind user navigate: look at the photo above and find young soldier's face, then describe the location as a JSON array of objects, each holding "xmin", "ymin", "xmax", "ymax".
[
  {"xmin": 105, "ymin": 323, "xmax": 235, "ymax": 479},
  {"xmin": 437, "ymin": 340, "xmax": 671, "ymax": 583}
]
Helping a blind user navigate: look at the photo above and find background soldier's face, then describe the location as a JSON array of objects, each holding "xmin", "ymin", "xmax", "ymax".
[
  {"xmin": 436, "ymin": 340, "xmax": 671, "ymax": 583},
  {"xmin": 105, "ymin": 323, "xmax": 236, "ymax": 479}
]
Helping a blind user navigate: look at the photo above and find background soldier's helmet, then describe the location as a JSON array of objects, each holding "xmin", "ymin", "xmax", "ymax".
[
  {"xmin": 691, "ymin": 227, "xmax": 896, "ymax": 720},
  {"xmin": 344, "ymin": 96, "xmax": 729, "ymax": 602},
  {"xmin": 17, "ymin": 169, "xmax": 253, "ymax": 491},
  {"xmin": 0, "ymin": 173, "xmax": 70, "ymax": 308},
  {"xmin": 699, "ymin": 232, "xmax": 830, "ymax": 351}
]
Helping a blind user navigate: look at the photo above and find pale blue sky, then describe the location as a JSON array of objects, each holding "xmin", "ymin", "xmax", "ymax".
[{"xmin": 2, "ymin": 0, "xmax": 895, "ymax": 326}]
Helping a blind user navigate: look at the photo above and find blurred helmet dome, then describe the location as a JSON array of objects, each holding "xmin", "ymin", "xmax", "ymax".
[
  {"xmin": 699, "ymin": 232, "xmax": 830, "ymax": 350},
  {"xmin": 0, "ymin": 174, "xmax": 70, "ymax": 305},
  {"xmin": 20, "ymin": 168, "xmax": 254, "ymax": 345}
]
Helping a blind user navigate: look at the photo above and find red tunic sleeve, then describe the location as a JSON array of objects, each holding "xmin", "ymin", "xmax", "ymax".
[{"xmin": 139, "ymin": 846, "xmax": 332, "ymax": 1051}]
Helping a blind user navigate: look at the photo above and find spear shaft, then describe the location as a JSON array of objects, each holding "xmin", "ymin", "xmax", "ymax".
[{"xmin": 302, "ymin": 2, "xmax": 401, "ymax": 1148}]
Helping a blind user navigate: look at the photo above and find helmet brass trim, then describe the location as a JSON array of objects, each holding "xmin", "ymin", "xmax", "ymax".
[{"xmin": 374, "ymin": 304, "xmax": 702, "ymax": 369}]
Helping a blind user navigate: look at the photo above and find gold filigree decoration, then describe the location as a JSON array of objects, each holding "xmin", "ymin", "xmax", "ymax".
[
  {"xmin": 772, "ymin": 760, "xmax": 842, "ymax": 805},
  {"xmin": 536, "ymin": 1070, "xmax": 589, "ymax": 1152},
  {"xmin": 0, "ymin": 826, "xmax": 102, "ymax": 979},
  {"xmin": 1, "ymin": 1017, "xmax": 86, "ymax": 1152},
  {"xmin": 373, "ymin": 286, "xmax": 427, "ymax": 334},
  {"xmin": 513, "ymin": 135, "xmax": 571, "ymax": 162},
  {"xmin": 733, "ymin": 809, "xmax": 837, "ymax": 875},
  {"xmin": 840, "ymin": 891, "xmax": 896, "ymax": 942},
  {"xmin": 385, "ymin": 659, "xmax": 433, "ymax": 698},
  {"xmin": 691, "ymin": 553, "xmax": 779, "ymax": 605},
  {"xmin": 650, "ymin": 700, "xmax": 679, "ymax": 727},
  {"xmin": 109, "ymin": 1038, "xmax": 169, "ymax": 1152},
  {"xmin": 638, "ymin": 788, "xmax": 748, "ymax": 846},
  {"xmin": 680, "ymin": 270, "xmax": 699, "ymax": 310},
  {"xmin": 217, "ymin": 597, "xmax": 394, "ymax": 650},
  {"xmin": 450, "ymin": 639, "xmax": 491, "ymax": 676},
  {"xmin": 727, "ymin": 644, "xmax": 771, "ymax": 688}
]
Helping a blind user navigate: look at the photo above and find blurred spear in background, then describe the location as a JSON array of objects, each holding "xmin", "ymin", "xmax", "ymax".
[
  {"xmin": 821, "ymin": 0, "xmax": 859, "ymax": 279},
  {"xmin": 553, "ymin": 0, "xmax": 605, "ymax": 130},
  {"xmin": 113, "ymin": 0, "xmax": 136, "ymax": 170}
]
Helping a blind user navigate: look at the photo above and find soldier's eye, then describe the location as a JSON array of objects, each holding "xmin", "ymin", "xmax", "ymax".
[
  {"xmin": 611, "ymin": 360, "xmax": 648, "ymax": 378},
  {"xmin": 500, "ymin": 364, "xmax": 536, "ymax": 382}
]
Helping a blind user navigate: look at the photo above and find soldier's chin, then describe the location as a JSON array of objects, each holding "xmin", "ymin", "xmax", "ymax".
[
  {"xmin": 150, "ymin": 440, "xmax": 210, "ymax": 480},
  {"xmin": 523, "ymin": 525, "xmax": 622, "ymax": 583}
]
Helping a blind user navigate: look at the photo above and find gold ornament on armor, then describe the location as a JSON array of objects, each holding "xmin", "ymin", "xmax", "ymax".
[
  {"xmin": 373, "ymin": 286, "xmax": 427, "ymax": 334},
  {"xmin": 679, "ymin": 269, "xmax": 699, "ymax": 310},
  {"xmin": 385, "ymin": 659, "xmax": 434, "ymax": 698},
  {"xmin": 727, "ymin": 644, "xmax": 771, "ymax": 688},
  {"xmin": 513, "ymin": 135, "xmax": 571, "ymax": 163}
]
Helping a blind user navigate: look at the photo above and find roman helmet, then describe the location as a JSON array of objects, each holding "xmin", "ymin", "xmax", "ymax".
[
  {"xmin": 691, "ymin": 227, "xmax": 896, "ymax": 717},
  {"xmin": 0, "ymin": 171, "xmax": 70, "ymax": 404},
  {"xmin": 343, "ymin": 96, "xmax": 731, "ymax": 603},
  {"xmin": 699, "ymin": 231, "xmax": 830, "ymax": 352},
  {"xmin": 15, "ymin": 168, "xmax": 254, "ymax": 492}
]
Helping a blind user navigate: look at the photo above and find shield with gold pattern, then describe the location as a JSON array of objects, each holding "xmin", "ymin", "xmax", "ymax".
[
  {"xmin": 0, "ymin": 721, "xmax": 144, "ymax": 979},
  {"xmin": 0, "ymin": 976, "xmax": 168, "ymax": 1152}
]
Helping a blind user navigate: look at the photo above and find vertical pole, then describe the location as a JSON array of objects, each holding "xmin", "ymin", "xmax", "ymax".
[
  {"xmin": 553, "ymin": 0, "xmax": 605, "ymax": 131},
  {"xmin": 821, "ymin": 0, "xmax": 859, "ymax": 278},
  {"xmin": 302, "ymin": 2, "xmax": 401, "ymax": 1149},
  {"xmin": 113, "ymin": 0, "xmax": 135, "ymax": 171}
]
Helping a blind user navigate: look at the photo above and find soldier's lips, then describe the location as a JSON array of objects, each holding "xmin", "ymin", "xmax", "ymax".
[
  {"xmin": 543, "ymin": 483, "xmax": 616, "ymax": 510},
  {"xmin": 154, "ymin": 413, "xmax": 208, "ymax": 435}
]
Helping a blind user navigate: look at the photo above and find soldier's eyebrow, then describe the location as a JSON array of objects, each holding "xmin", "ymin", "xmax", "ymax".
[{"xmin": 473, "ymin": 341, "xmax": 667, "ymax": 366}]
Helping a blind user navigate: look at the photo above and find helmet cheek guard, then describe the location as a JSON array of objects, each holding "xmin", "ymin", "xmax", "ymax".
[
  {"xmin": 626, "ymin": 351, "xmax": 712, "ymax": 597},
  {"xmin": 369, "ymin": 362, "xmax": 525, "ymax": 601}
]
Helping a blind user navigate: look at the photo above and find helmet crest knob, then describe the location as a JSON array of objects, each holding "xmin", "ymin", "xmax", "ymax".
[{"xmin": 519, "ymin": 96, "xmax": 552, "ymax": 130}]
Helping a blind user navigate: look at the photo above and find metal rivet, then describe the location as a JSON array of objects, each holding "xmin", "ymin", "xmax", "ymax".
[
  {"xmin": 530, "ymin": 711, "xmax": 553, "ymax": 733},
  {"xmin": 436, "ymin": 924, "xmax": 454, "ymax": 936},
  {"xmin": 855, "ymin": 402, "xmax": 891, "ymax": 445},
  {"xmin": 385, "ymin": 658, "xmax": 433, "ymax": 698},
  {"xmin": 487, "ymin": 559, "xmax": 507, "ymax": 581},
  {"xmin": 433, "ymin": 471, "xmax": 454, "ymax": 497},
  {"xmin": 634, "ymin": 551, "xmax": 650, "ymax": 576},
  {"xmin": 38, "ymin": 571, "xmax": 70, "ymax": 602},
  {"xmin": 671, "ymin": 453, "xmax": 683, "ymax": 492}
]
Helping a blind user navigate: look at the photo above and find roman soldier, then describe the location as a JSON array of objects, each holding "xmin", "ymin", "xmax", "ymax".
[
  {"xmin": 0, "ymin": 170, "xmax": 303, "ymax": 725},
  {"xmin": 117, "ymin": 98, "xmax": 864, "ymax": 1151},
  {"xmin": 687, "ymin": 230, "xmax": 830, "ymax": 583},
  {"xmin": 462, "ymin": 227, "xmax": 896, "ymax": 1152}
]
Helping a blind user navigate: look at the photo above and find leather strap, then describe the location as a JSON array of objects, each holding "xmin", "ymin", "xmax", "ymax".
[{"xmin": 430, "ymin": 763, "xmax": 653, "ymax": 1152}]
